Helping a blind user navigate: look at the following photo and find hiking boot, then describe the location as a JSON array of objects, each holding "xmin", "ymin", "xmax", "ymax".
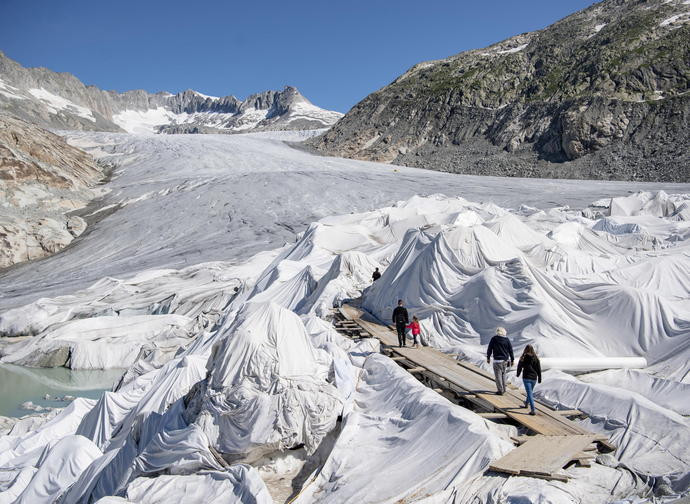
[{"xmin": 529, "ymin": 410, "xmax": 536, "ymax": 416}]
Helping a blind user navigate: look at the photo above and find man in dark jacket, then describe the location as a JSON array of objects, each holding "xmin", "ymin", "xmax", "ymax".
[
  {"xmin": 487, "ymin": 327, "xmax": 514, "ymax": 395},
  {"xmin": 372, "ymin": 268, "xmax": 381, "ymax": 281},
  {"xmin": 392, "ymin": 300, "xmax": 409, "ymax": 347}
]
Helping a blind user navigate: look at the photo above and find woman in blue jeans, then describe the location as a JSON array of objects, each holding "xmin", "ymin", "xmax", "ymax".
[{"xmin": 516, "ymin": 345, "xmax": 542, "ymax": 415}]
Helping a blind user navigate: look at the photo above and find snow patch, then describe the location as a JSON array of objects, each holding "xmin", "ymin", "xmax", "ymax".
[
  {"xmin": 27, "ymin": 88, "xmax": 96, "ymax": 122},
  {"xmin": 497, "ymin": 43, "xmax": 529, "ymax": 54},
  {"xmin": 0, "ymin": 78, "xmax": 26, "ymax": 100},
  {"xmin": 284, "ymin": 100, "xmax": 343, "ymax": 124},
  {"xmin": 112, "ymin": 107, "xmax": 180, "ymax": 135},
  {"xmin": 659, "ymin": 11, "xmax": 690, "ymax": 26},
  {"xmin": 231, "ymin": 107, "xmax": 270, "ymax": 131},
  {"xmin": 191, "ymin": 90, "xmax": 219, "ymax": 100}
]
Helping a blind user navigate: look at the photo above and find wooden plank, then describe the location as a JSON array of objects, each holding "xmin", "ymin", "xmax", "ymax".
[
  {"xmin": 338, "ymin": 305, "xmax": 363, "ymax": 320},
  {"xmin": 478, "ymin": 412, "xmax": 509, "ymax": 420},
  {"xmin": 519, "ymin": 470, "xmax": 569, "ymax": 482},
  {"xmin": 511, "ymin": 435, "xmax": 529, "ymax": 445},
  {"xmin": 573, "ymin": 451, "xmax": 596, "ymax": 468},
  {"xmin": 490, "ymin": 435, "xmax": 596, "ymax": 479},
  {"xmin": 451, "ymin": 390, "xmax": 478, "ymax": 398},
  {"xmin": 596, "ymin": 438, "xmax": 617, "ymax": 453},
  {"xmin": 488, "ymin": 464, "xmax": 521, "ymax": 476},
  {"xmin": 390, "ymin": 356, "xmax": 407, "ymax": 361},
  {"xmin": 407, "ymin": 366, "xmax": 426, "ymax": 373},
  {"xmin": 455, "ymin": 359, "xmax": 499, "ymax": 382}
]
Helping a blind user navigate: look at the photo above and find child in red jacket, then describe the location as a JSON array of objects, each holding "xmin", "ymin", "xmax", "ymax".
[{"xmin": 406, "ymin": 316, "xmax": 422, "ymax": 348}]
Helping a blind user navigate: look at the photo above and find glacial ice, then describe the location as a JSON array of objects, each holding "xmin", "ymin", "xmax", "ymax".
[{"xmin": 0, "ymin": 132, "xmax": 689, "ymax": 503}]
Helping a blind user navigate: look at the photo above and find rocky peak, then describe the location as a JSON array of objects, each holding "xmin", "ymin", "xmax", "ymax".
[
  {"xmin": 308, "ymin": 0, "xmax": 690, "ymax": 182},
  {"xmin": 166, "ymin": 90, "xmax": 241, "ymax": 114}
]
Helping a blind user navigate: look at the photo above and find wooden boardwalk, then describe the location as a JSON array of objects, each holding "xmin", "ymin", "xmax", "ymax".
[
  {"xmin": 335, "ymin": 303, "xmax": 615, "ymax": 481},
  {"xmin": 489, "ymin": 435, "xmax": 597, "ymax": 481}
]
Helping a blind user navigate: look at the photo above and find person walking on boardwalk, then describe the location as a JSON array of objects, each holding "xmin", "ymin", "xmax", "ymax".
[
  {"xmin": 487, "ymin": 327, "xmax": 514, "ymax": 395},
  {"xmin": 517, "ymin": 344, "xmax": 542, "ymax": 416},
  {"xmin": 372, "ymin": 268, "xmax": 381, "ymax": 281},
  {"xmin": 406, "ymin": 316, "xmax": 422, "ymax": 348},
  {"xmin": 392, "ymin": 300, "xmax": 409, "ymax": 347}
]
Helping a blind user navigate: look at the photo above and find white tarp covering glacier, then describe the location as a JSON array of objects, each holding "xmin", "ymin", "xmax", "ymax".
[
  {"xmin": 0, "ymin": 131, "xmax": 689, "ymax": 503},
  {"xmin": 292, "ymin": 354, "xmax": 512, "ymax": 503}
]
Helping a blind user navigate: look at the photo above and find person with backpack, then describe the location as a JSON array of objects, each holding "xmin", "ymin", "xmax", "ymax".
[
  {"xmin": 517, "ymin": 344, "xmax": 542, "ymax": 416},
  {"xmin": 406, "ymin": 316, "xmax": 422, "ymax": 348},
  {"xmin": 392, "ymin": 300, "xmax": 409, "ymax": 347},
  {"xmin": 487, "ymin": 327, "xmax": 514, "ymax": 395},
  {"xmin": 372, "ymin": 268, "xmax": 381, "ymax": 281}
]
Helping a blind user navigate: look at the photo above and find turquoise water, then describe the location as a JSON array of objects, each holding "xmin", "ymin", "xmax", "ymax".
[{"xmin": 0, "ymin": 364, "xmax": 124, "ymax": 417}]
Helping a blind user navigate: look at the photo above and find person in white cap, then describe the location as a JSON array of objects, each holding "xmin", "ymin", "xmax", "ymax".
[{"xmin": 487, "ymin": 327, "xmax": 514, "ymax": 395}]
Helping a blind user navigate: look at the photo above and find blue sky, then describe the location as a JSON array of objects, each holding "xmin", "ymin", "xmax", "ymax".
[{"xmin": 0, "ymin": 0, "xmax": 596, "ymax": 113}]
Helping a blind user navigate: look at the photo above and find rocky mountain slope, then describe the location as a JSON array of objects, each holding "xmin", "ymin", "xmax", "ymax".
[
  {"xmin": 0, "ymin": 114, "xmax": 105, "ymax": 268},
  {"xmin": 308, "ymin": 0, "xmax": 690, "ymax": 182},
  {"xmin": 0, "ymin": 51, "xmax": 342, "ymax": 134}
]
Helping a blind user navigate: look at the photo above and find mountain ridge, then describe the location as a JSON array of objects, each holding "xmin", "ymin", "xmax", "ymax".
[
  {"xmin": 307, "ymin": 0, "xmax": 690, "ymax": 182},
  {"xmin": 0, "ymin": 51, "xmax": 342, "ymax": 134}
]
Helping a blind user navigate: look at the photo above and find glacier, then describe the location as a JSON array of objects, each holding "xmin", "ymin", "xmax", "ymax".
[{"xmin": 0, "ymin": 131, "xmax": 689, "ymax": 503}]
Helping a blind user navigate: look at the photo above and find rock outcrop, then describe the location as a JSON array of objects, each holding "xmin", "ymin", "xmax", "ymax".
[
  {"xmin": 0, "ymin": 52, "xmax": 342, "ymax": 134},
  {"xmin": 0, "ymin": 114, "xmax": 104, "ymax": 268},
  {"xmin": 307, "ymin": 0, "xmax": 690, "ymax": 181}
]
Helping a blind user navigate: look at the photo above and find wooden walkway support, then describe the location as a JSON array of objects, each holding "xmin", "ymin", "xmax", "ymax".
[{"xmin": 333, "ymin": 303, "xmax": 616, "ymax": 481}]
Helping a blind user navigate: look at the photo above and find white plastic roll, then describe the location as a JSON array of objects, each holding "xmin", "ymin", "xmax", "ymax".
[{"xmin": 540, "ymin": 357, "xmax": 647, "ymax": 372}]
